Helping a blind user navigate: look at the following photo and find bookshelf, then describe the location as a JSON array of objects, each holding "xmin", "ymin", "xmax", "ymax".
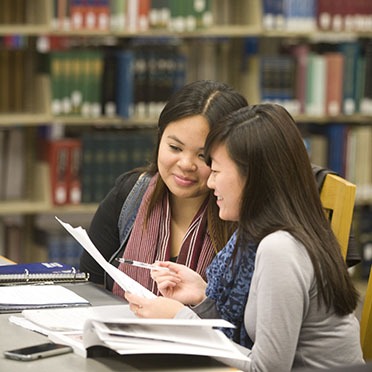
[{"xmin": 0, "ymin": 0, "xmax": 372, "ymax": 271}]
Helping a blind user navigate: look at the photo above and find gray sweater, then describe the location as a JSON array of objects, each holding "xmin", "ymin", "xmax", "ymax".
[{"xmin": 176, "ymin": 231, "xmax": 364, "ymax": 371}]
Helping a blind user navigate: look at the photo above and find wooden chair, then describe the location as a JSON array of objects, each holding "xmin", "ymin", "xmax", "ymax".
[
  {"xmin": 320, "ymin": 173, "xmax": 356, "ymax": 260},
  {"xmin": 360, "ymin": 266, "xmax": 372, "ymax": 360}
]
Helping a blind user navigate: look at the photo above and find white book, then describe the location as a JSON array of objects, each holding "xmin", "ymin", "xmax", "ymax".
[{"xmin": 82, "ymin": 318, "xmax": 249, "ymax": 361}]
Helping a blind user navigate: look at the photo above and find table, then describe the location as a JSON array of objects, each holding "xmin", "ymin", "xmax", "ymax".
[{"xmin": 0, "ymin": 266, "xmax": 237, "ymax": 371}]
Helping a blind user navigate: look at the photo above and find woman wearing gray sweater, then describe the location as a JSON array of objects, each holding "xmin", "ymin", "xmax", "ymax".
[{"xmin": 125, "ymin": 104, "xmax": 364, "ymax": 371}]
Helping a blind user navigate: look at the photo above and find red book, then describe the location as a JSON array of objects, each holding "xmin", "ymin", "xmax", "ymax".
[
  {"xmin": 95, "ymin": 0, "xmax": 110, "ymax": 31},
  {"xmin": 68, "ymin": 140, "xmax": 82, "ymax": 205},
  {"xmin": 317, "ymin": 0, "xmax": 334, "ymax": 31},
  {"xmin": 42, "ymin": 139, "xmax": 82, "ymax": 206},
  {"xmin": 46, "ymin": 140, "xmax": 70, "ymax": 206},
  {"xmin": 138, "ymin": 0, "xmax": 151, "ymax": 31},
  {"xmin": 325, "ymin": 52, "xmax": 344, "ymax": 116},
  {"xmin": 70, "ymin": 0, "xmax": 85, "ymax": 30},
  {"xmin": 84, "ymin": 0, "xmax": 97, "ymax": 30},
  {"xmin": 292, "ymin": 44, "xmax": 309, "ymax": 114}
]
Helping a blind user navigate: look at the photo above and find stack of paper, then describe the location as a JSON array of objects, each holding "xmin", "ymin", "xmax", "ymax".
[
  {"xmin": 0, "ymin": 284, "xmax": 90, "ymax": 313},
  {"xmin": 83, "ymin": 318, "xmax": 250, "ymax": 361}
]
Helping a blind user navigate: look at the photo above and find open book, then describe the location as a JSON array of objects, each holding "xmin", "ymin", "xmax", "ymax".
[
  {"xmin": 10, "ymin": 305, "xmax": 249, "ymax": 361},
  {"xmin": 83, "ymin": 317, "xmax": 249, "ymax": 361}
]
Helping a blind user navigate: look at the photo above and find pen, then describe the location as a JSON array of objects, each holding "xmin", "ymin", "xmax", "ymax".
[{"xmin": 115, "ymin": 258, "xmax": 170, "ymax": 271}]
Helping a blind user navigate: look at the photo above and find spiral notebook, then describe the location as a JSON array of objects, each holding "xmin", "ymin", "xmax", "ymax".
[{"xmin": 0, "ymin": 262, "xmax": 89, "ymax": 285}]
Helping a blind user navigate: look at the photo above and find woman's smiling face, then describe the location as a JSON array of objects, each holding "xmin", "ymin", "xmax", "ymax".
[
  {"xmin": 157, "ymin": 115, "xmax": 212, "ymax": 200},
  {"xmin": 207, "ymin": 143, "xmax": 245, "ymax": 222}
]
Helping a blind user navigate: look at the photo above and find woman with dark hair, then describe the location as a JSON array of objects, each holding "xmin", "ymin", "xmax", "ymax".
[
  {"xmin": 79, "ymin": 80, "xmax": 248, "ymax": 294},
  {"xmin": 125, "ymin": 103, "xmax": 364, "ymax": 371}
]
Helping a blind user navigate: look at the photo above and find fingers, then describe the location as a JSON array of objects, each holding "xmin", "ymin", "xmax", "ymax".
[
  {"xmin": 129, "ymin": 303, "xmax": 143, "ymax": 317},
  {"xmin": 157, "ymin": 279, "xmax": 178, "ymax": 291},
  {"xmin": 150, "ymin": 268, "xmax": 181, "ymax": 281},
  {"xmin": 125, "ymin": 292, "xmax": 147, "ymax": 317}
]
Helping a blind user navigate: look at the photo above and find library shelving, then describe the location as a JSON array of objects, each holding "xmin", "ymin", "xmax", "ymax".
[{"xmin": 0, "ymin": 0, "xmax": 372, "ymax": 271}]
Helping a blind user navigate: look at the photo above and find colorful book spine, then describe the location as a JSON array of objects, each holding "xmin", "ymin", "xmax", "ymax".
[
  {"xmin": 325, "ymin": 52, "xmax": 344, "ymax": 116},
  {"xmin": 116, "ymin": 49, "xmax": 135, "ymax": 118},
  {"xmin": 338, "ymin": 41, "xmax": 360, "ymax": 115},
  {"xmin": 305, "ymin": 53, "xmax": 326, "ymax": 116}
]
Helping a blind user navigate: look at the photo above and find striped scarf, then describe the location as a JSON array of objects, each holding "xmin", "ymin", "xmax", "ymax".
[{"xmin": 113, "ymin": 174, "xmax": 215, "ymax": 297}]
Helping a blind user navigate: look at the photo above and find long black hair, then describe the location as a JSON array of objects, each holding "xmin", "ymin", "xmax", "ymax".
[{"xmin": 205, "ymin": 103, "xmax": 359, "ymax": 315}]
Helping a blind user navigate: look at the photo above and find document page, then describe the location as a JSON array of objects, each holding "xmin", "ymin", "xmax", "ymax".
[
  {"xmin": 21, "ymin": 304, "xmax": 135, "ymax": 331},
  {"xmin": 0, "ymin": 284, "xmax": 89, "ymax": 312},
  {"xmin": 55, "ymin": 217, "xmax": 156, "ymax": 299}
]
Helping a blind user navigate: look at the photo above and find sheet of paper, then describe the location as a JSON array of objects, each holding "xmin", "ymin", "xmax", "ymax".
[
  {"xmin": 9, "ymin": 316, "xmax": 52, "ymax": 336},
  {"xmin": 21, "ymin": 304, "xmax": 135, "ymax": 332},
  {"xmin": 0, "ymin": 285, "xmax": 89, "ymax": 307},
  {"xmin": 55, "ymin": 217, "xmax": 156, "ymax": 299}
]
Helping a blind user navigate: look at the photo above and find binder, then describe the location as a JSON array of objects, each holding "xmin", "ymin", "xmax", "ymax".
[{"xmin": 0, "ymin": 262, "xmax": 89, "ymax": 285}]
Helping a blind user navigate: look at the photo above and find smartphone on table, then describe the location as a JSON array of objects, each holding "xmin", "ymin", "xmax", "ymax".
[{"xmin": 3, "ymin": 342, "xmax": 73, "ymax": 361}]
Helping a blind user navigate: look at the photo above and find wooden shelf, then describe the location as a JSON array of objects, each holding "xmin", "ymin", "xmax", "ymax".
[
  {"xmin": 0, "ymin": 114, "xmax": 53, "ymax": 126},
  {"xmin": 0, "ymin": 202, "xmax": 98, "ymax": 216},
  {"xmin": 1, "ymin": 25, "xmax": 372, "ymax": 40},
  {"xmin": 1, "ymin": 113, "xmax": 371, "ymax": 128}
]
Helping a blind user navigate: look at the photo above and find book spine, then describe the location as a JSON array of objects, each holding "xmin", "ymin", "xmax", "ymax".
[
  {"xmin": 101, "ymin": 50, "xmax": 118, "ymax": 117},
  {"xmin": 339, "ymin": 41, "xmax": 360, "ymax": 115},
  {"xmin": 325, "ymin": 52, "xmax": 344, "ymax": 116},
  {"xmin": 81, "ymin": 133, "xmax": 95, "ymax": 203},
  {"xmin": 116, "ymin": 49, "xmax": 135, "ymax": 118},
  {"xmin": 68, "ymin": 139, "xmax": 82, "ymax": 205}
]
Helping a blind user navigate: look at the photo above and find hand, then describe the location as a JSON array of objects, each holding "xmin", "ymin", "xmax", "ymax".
[
  {"xmin": 151, "ymin": 261, "xmax": 207, "ymax": 305},
  {"xmin": 125, "ymin": 292, "xmax": 184, "ymax": 318}
]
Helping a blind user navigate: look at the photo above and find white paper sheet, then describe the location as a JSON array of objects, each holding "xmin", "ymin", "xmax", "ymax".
[
  {"xmin": 55, "ymin": 217, "xmax": 156, "ymax": 299},
  {"xmin": 21, "ymin": 304, "xmax": 135, "ymax": 331},
  {"xmin": 0, "ymin": 284, "xmax": 89, "ymax": 306}
]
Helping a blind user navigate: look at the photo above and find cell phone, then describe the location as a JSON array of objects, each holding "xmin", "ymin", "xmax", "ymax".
[{"xmin": 3, "ymin": 342, "xmax": 73, "ymax": 361}]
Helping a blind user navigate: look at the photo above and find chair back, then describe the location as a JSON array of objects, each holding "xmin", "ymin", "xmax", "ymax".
[
  {"xmin": 360, "ymin": 266, "xmax": 372, "ymax": 360},
  {"xmin": 320, "ymin": 173, "xmax": 356, "ymax": 260}
]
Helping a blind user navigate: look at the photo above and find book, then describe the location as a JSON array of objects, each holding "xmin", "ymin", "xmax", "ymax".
[
  {"xmin": 325, "ymin": 52, "xmax": 344, "ymax": 116},
  {"xmin": 316, "ymin": 0, "xmax": 334, "ymax": 31},
  {"xmin": 68, "ymin": 139, "xmax": 82, "ymax": 205},
  {"xmin": 45, "ymin": 140, "xmax": 70, "ymax": 206},
  {"xmin": 327, "ymin": 124, "xmax": 348, "ymax": 177},
  {"xmin": 19, "ymin": 305, "xmax": 249, "ymax": 361},
  {"xmin": 338, "ymin": 41, "xmax": 360, "ymax": 115},
  {"xmin": 101, "ymin": 49, "xmax": 118, "ymax": 117},
  {"xmin": 3, "ymin": 129, "xmax": 26, "ymax": 200},
  {"xmin": 116, "ymin": 49, "xmax": 135, "ymax": 118},
  {"xmin": 291, "ymin": 43, "xmax": 309, "ymax": 114},
  {"xmin": 82, "ymin": 317, "xmax": 249, "ymax": 360},
  {"xmin": 305, "ymin": 53, "xmax": 326, "ymax": 116},
  {"xmin": 0, "ymin": 284, "xmax": 90, "ymax": 313},
  {"xmin": 0, "ymin": 261, "xmax": 89, "ymax": 285}
]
